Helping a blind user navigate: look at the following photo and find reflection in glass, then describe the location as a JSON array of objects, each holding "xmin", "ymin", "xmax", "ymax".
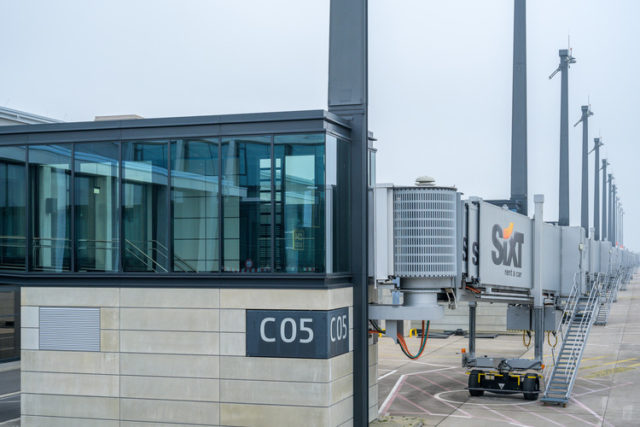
[
  {"xmin": 274, "ymin": 134, "xmax": 325, "ymax": 273},
  {"xmin": 75, "ymin": 143, "xmax": 119, "ymax": 272},
  {"xmin": 122, "ymin": 141, "xmax": 168, "ymax": 272},
  {"xmin": 0, "ymin": 289, "xmax": 18, "ymax": 362},
  {"xmin": 30, "ymin": 144, "xmax": 72, "ymax": 271},
  {"xmin": 0, "ymin": 147, "xmax": 26, "ymax": 270},
  {"xmin": 171, "ymin": 139, "xmax": 219, "ymax": 272},
  {"xmin": 326, "ymin": 136, "xmax": 350, "ymax": 273},
  {"xmin": 222, "ymin": 137, "xmax": 271, "ymax": 272}
]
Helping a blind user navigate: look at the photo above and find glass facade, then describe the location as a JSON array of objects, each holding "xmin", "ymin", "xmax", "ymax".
[
  {"xmin": 123, "ymin": 141, "xmax": 169, "ymax": 272},
  {"xmin": 222, "ymin": 137, "xmax": 271, "ymax": 272},
  {"xmin": 30, "ymin": 144, "xmax": 72, "ymax": 272},
  {"xmin": 172, "ymin": 139, "xmax": 219, "ymax": 272},
  {"xmin": 0, "ymin": 130, "xmax": 350, "ymax": 276},
  {"xmin": 75, "ymin": 143, "xmax": 119, "ymax": 272},
  {"xmin": 0, "ymin": 146, "xmax": 26, "ymax": 270},
  {"xmin": 274, "ymin": 134, "xmax": 325, "ymax": 273},
  {"xmin": 0, "ymin": 288, "xmax": 18, "ymax": 362}
]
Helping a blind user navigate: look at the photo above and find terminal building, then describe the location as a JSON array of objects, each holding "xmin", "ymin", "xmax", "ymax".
[
  {"xmin": 0, "ymin": 111, "xmax": 376, "ymax": 426},
  {"xmin": 0, "ymin": 106, "xmax": 60, "ymax": 363}
]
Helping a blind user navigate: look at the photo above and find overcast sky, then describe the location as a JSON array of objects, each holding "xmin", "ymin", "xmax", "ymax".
[{"xmin": 1, "ymin": 0, "xmax": 638, "ymax": 249}]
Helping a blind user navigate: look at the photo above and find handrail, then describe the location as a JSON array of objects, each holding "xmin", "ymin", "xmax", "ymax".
[{"xmin": 124, "ymin": 239, "xmax": 168, "ymax": 272}]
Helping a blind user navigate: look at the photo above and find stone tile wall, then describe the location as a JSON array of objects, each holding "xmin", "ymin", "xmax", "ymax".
[{"xmin": 20, "ymin": 286, "xmax": 377, "ymax": 426}]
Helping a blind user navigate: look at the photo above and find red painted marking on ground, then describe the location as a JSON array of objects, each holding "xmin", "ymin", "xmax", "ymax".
[
  {"xmin": 415, "ymin": 374, "xmax": 450, "ymax": 391},
  {"xmin": 378, "ymin": 375, "xmax": 406, "ymax": 415},
  {"xmin": 397, "ymin": 393, "xmax": 433, "ymax": 415},
  {"xmin": 403, "ymin": 380, "xmax": 472, "ymax": 417},
  {"xmin": 519, "ymin": 406, "xmax": 565, "ymax": 427},
  {"xmin": 551, "ymin": 405, "xmax": 598, "ymax": 426},
  {"xmin": 480, "ymin": 404, "xmax": 528, "ymax": 426},
  {"xmin": 570, "ymin": 397, "xmax": 612, "ymax": 427},
  {"xmin": 433, "ymin": 369, "xmax": 469, "ymax": 387}
]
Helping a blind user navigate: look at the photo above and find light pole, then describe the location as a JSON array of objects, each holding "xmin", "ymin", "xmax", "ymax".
[
  {"xmin": 550, "ymin": 49, "xmax": 576, "ymax": 226},
  {"xmin": 591, "ymin": 138, "xmax": 603, "ymax": 239},
  {"xmin": 574, "ymin": 105, "xmax": 594, "ymax": 235},
  {"xmin": 601, "ymin": 160, "xmax": 609, "ymax": 241}
]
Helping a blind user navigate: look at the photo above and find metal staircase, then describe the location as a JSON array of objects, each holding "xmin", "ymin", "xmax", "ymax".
[
  {"xmin": 541, "ymin": 274, "xmax": 602, "ymax": 406},
  {"xmin": 595, "ymin": 272, "xmax": 620, "ymax": 325}
]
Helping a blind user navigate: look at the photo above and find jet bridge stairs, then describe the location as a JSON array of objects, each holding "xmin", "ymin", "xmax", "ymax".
[{"xmin": 541, "ymin": 273, "xmax": 603, "ymax": 406}]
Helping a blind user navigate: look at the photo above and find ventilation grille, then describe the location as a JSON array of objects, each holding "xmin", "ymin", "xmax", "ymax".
[
  {"xmin": 39, "ymin": 307, "xmax": 100, "ymax": 352},
  {"xmin": 393, "ymin": 187, "xmax": 458, "ymax": 278}
]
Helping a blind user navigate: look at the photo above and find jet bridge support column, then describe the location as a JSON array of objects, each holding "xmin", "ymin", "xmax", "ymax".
[
  {"xmin": 469, "ymin": 301, "xmax": 477, "ymax": 361},
  {"xmin": 533, "ymin": 194, "xmax": 545, "ymax": 362}
]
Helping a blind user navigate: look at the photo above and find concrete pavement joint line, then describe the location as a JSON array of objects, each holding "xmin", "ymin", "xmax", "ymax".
[
  {"xmin": 570, "ymin": 397, "xmax": 611, "ymax": 427},
  {"xmin": 0, "ymin": 418, "xmax": 19, "ymax": 426},
  {"xmin": 601, "ymin": 279, "xmax": 636, "ymax": 424}
]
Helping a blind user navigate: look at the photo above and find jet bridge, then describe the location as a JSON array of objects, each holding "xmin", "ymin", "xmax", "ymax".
[{"xmin": 370, "ymin": 182, "xmax": 638, "ymax": 400}]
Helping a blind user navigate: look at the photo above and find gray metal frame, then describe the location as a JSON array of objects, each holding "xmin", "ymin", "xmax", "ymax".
[{"xmin": 328, "ymin": 0, "xmax": 369, "ymax": 423}]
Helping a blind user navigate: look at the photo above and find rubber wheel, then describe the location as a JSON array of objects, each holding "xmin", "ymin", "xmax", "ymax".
[
  {"xmin": 468, "ymin": 370, "xmax": 484, "ymax": 396},
  {"xmin": 522, "ymin": 374, "xmax": 539, "ymax": 400}
]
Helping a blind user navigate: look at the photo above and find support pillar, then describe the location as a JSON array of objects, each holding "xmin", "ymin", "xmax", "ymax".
[
  {"xmin": 468, "ymin": 301, "xmax": 477, "ymax": 360},
  {"xmin": 533, "ymin": 194, "xmax": 544, "ymax": 362}
]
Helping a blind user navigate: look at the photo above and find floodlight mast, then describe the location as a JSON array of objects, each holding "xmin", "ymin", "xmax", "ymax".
[
  {"xmin": 601, "ymin": 159, "xmax": 609, "ymax": 241},
  {"xmin": 591, "ymin": 138, "xmax": 603, "ymax": 239},
  {"xmin": 550, "ymin": 49, "xmax": 576, "ymax": 226},
  {"xmin": 574, "ymin": 105, "xmax": 593, "ymax": 235},
  {"xmin": 510, "ymin": 0, "xmax": 528, "ymax": 215},
  {"xmin": 607, "ymin": 174, "xmax": 614, "ymax": 243}
]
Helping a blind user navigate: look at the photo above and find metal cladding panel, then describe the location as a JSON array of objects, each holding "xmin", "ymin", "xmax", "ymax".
[
  {"xmin": 463, "ymin": 202, "xmax": 479, "ymax": 281},
  {"xmin": 375, "ymin": 185, "xmax": 394, "ymax": 280},
  {"xmin": 560, "ymin": 227, "xmax": 585, "ymax": 296},
  {"xmin": 541, "ymin": 223, "xmax": 561, "ymax": 293},
  {"xmin": 39, "ymin": 307, "xmax": 100, "ymax": 352},
  {"xmin": 478, "ymin": 201, "xmax": 532, "ymax": 289},
  {"xmin": 600, "ymin": 241, "xmax": 612, "ymax": 273},
  {"xmin": 393, "ymin": 187, "xmax": 458, "ymax": 278},
  {"xmin": 589, "ymin": 238, "xmax": 600, "ymax": 273}
]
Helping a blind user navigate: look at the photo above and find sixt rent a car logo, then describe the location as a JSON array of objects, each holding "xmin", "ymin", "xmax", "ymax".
[{"xmin": 491, "ymin": 222, "xmax": 524, "ymax": 268}]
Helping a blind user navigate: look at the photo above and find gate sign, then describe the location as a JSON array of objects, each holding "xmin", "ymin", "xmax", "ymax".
[
  {"xmin": 246, "ymin": 307, "xmax": 349, "ymax": 359},
  {"xmin": 479, "ymin": 202, "xmax": 532, "ymax": 289}
]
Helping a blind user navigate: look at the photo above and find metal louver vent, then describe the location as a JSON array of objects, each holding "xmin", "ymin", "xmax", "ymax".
[
  {"xmin": 393, "ymin": 187, "xmax": 458, "ymax": 278},
  {"xmin": 39, "ymin": 307, "xmax": 100, "ymax": 351}
]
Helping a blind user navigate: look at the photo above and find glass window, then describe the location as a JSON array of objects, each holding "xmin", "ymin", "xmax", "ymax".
[
  {"xmin": 75, "ymin": 142, "xmax": 119, "ymax": 272},
  {"xmin": 0, "ymin": 289, "xmax": 19, "ymax": 362},
  {"xmin": 0, "ymin": 146, "xmax": 26, "ymax": 270},
  {"xmin": 222, "ymin": 137, "xmax": 271, "ymax": 272},
  {"xmin": 326, "ymin": 135, "xmax": 350, "ymax": 273},
  {"xmin": 274, "ymin": 134, "xmax": 325, "ymax": 273},
  {"xmin": 122, "ymin": 141, "xmax": 169, "ymax": 272},
  {"xmin": 30, "ymin": 144, "xmax": 72, "ymax": 272},
  {"xmin": 171, "ymin": 139, "xmax": 219, "ymax": 272}
]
